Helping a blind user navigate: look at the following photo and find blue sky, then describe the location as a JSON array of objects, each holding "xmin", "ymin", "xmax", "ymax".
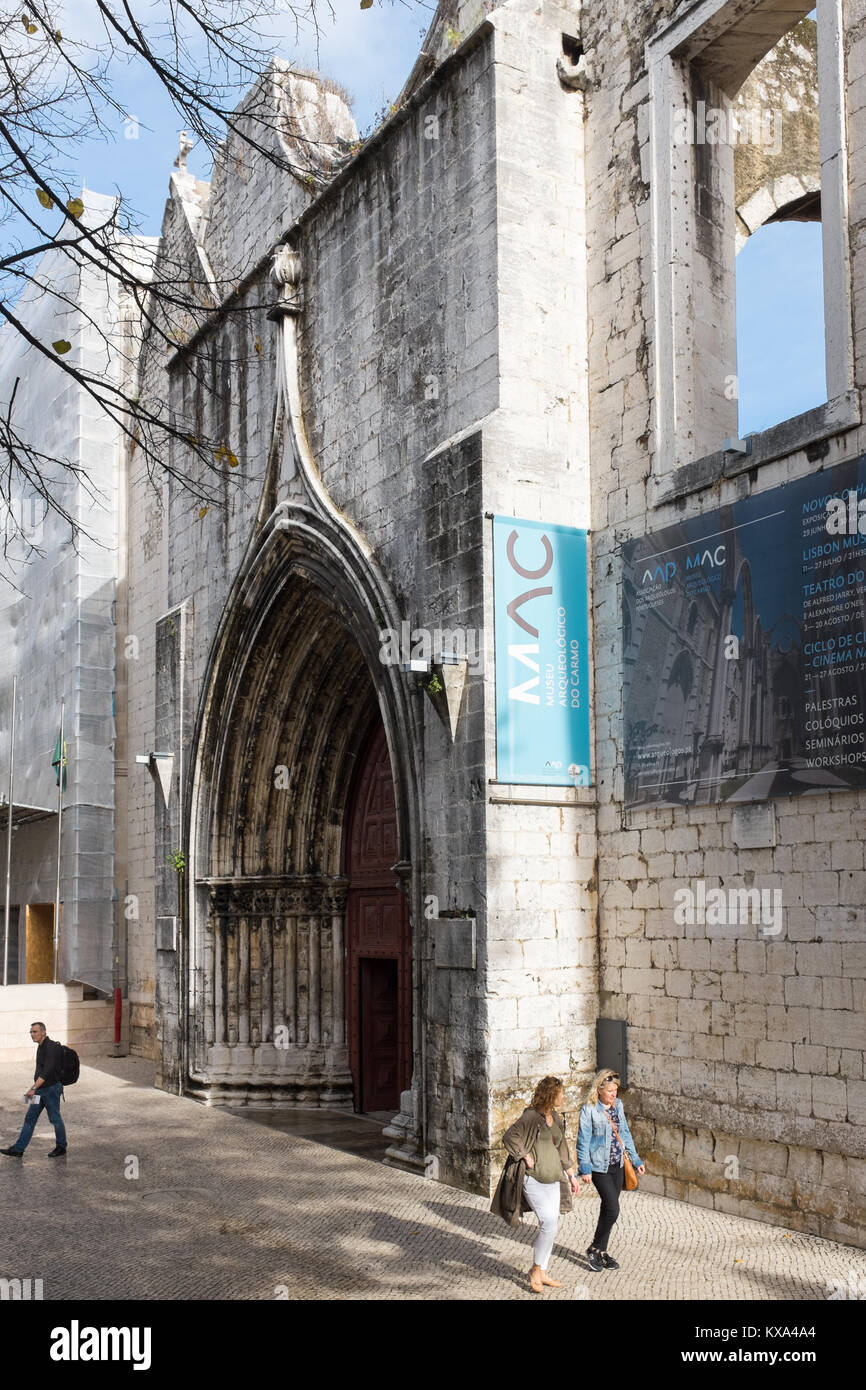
[
  {"xmin": 73, "ymin": 0, "xmax": 434, "ymax": 230},
  {"xmin": 736, "ymin": 220, "xmax": 826, "ymax": 436}
]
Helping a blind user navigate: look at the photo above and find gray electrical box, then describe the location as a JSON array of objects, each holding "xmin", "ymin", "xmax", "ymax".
[
  {"xmin": 596, "ymin": 1018, "xmax": 627, "ymax": 1086},
  {"xmin": 156, "ymin": 916, "xmax": 177, "ymax": 952}
]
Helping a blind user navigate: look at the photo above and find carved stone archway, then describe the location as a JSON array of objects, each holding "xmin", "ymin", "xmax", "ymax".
[
  {"xmin": 173, "ymin": 234, "xmax": 424, "ymax": 1138},
  {"xmin": 183, "ymin": 513, "xmax": 422, "ymax": 1110}
]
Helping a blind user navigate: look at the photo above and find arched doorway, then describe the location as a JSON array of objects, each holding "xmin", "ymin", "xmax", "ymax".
[
  {"xmin": 183, "ymin": 524, "xmax": 422, "ymax": 1113},
  {"xmin": 344, "ymin": 720, "xmax": 411, "ymax": 1113}
]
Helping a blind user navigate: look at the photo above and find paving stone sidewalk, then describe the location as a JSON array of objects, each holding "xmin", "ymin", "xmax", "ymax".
[{"xmin": 0, "ymin": 1056, "xmax": 863, "ymax": 1301}]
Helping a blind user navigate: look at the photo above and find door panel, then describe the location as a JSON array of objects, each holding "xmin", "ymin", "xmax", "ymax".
[
  {"xmin": 25, "ymin": 903, "xmax": 55, "ymax": 983},
  {"xmin": 360, "ymin": 957, "xmax": 399, "ymax": 1111},
  {"xmin": 344, "ymin": 721, "xmax": 411, "ymax": 1113}
]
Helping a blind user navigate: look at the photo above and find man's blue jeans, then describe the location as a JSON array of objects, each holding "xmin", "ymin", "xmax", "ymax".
[{"xmin": 13, "ymin": 1083, "xmax": 66, "ymax": 1152}]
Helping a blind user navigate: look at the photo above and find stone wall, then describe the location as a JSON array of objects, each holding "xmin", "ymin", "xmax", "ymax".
[{"xmin": 583, "ymin": 0, "xmax": 866, "ymax": 1245}]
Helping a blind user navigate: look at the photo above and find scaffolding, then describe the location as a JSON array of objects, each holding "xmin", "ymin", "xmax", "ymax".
[{"xmin": 0, "ymin": 193, "xmax": 137, "ymax": 992}]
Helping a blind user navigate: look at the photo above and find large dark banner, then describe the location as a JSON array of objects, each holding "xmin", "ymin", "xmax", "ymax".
[{"xmin": 622, "ymin": 456, "xmax": 866, "ymax": 808}]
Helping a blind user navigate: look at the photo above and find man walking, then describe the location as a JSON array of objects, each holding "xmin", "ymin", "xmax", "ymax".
[{"xmin": 1, "ymin": 1022, "xmax": 67, "ymax": 1158}]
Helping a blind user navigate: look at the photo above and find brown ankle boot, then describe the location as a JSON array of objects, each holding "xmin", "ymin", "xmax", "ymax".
[{"xmin": 528, "ymin": 1264, "xmax": 544, "ymax": 1293}]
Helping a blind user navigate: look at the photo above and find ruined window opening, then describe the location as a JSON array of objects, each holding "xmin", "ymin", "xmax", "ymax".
[
  {"xmin": 732, "ymin": 12, "xmax": 826, "ymax": 437},
  {"xmin": 646, "ymin": 0, "xmax": 853, "ymax": 474}
]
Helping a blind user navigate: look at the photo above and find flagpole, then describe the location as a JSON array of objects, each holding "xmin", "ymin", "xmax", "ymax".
[
  {"xmin": 3, "ymin": 674, "xmax": 16, "ymax": 987},
  {"xmin": 53, "ymin": 696, "xmax": 64, "ymax": 984}
]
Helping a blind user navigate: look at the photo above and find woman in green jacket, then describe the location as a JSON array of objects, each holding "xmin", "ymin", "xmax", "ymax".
[{"xmin": 502, "ymin": 1075, "xmax": 579, "ymax": 1293}]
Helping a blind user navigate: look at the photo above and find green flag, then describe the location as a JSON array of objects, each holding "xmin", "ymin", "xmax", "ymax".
[{"xmin": 51, "ymin": 731, "xmax": 66, "ymax": 792}]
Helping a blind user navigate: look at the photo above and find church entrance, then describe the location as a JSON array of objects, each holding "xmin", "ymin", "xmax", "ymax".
[
  {"xmin": 344, "ymin": 721, "xmax": 411, "ymax": 1113},
  {"xmin": 186, "ymin": 543, "xmax": 420, "ymax": 1113}
]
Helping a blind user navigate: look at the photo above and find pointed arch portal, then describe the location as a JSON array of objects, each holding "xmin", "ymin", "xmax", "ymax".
[{"xmin": 185, "ymin": 515, "xmax": 417, "ymax": 1111}]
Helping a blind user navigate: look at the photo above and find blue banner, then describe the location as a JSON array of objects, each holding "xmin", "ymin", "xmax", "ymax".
[{"xmin": 493, "ymin": 516, "xmax": 592, "ymax": 786}]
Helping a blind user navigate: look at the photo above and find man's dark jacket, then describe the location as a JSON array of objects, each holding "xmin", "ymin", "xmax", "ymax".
[{"xmin": 35, "ymin": 1037, "xmax": 63, "ymax": 1087}]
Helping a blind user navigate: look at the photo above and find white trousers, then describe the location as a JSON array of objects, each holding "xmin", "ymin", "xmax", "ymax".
[{"xmin": 523, "ymin": 1173, "xmax": 560, "ymax": 1269}]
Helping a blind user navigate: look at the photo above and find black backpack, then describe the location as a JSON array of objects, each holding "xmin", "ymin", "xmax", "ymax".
[{"xmin": 59, "ymin": 1044, "xmax": 80, "ymax": 1086}]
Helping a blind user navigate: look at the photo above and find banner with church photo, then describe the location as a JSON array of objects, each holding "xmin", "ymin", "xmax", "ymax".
[
  {"xmin": 492, "ymin": 516, "xmax": 591, "ymax": 786},
  {"xmin": 621, "ymin": 455, "xmax": 866, "ymax": 809}
]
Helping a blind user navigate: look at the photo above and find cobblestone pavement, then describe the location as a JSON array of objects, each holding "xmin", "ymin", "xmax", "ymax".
[{"xmin": 0, "ymin": 1057, "xmax": 863, "ymax": 1301}]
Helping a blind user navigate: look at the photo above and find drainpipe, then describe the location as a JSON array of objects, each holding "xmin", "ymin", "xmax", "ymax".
[
  {"xmin": 416, "ymin": 871, "xmax": 429, "ymax": 1166},
  {"xmin": 394, "ymin": 858, "xmax": 427, "ymax": 1167}
]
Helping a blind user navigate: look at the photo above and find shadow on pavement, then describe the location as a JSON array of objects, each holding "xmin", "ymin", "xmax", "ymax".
[{"xmin": 224, "ymin": 1106, "xmax": 395, "ymax": 1166}]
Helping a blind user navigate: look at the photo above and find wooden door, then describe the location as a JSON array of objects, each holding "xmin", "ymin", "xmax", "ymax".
[
  {"xmin": 345, "ymin": 721, "xmax": 411, "ymax": 1113},
  {"xmin": 360, "ymin": 958, "xmax": 399, "ymax": 1110},
  {"xmin": 25, "ymin": 903, "xmax": 55, "ymax": 983}
]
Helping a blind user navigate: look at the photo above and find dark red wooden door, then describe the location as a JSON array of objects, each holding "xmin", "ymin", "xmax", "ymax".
[{"xmin": 345, "ymin": 721, "xmax": 411, "ymax": 1113}]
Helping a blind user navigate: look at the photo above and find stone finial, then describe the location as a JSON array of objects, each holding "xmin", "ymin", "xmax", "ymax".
[
  {"xmin": 271, "ymin": 244, "xmax": 301, "ymax": 290},
  {"xmin": 174, "ymin": 130, "xmax": 194, "ymax": 172},
  {"xmin": 268, "ymin": 243, "xmax": 303, "ymax": 318}
]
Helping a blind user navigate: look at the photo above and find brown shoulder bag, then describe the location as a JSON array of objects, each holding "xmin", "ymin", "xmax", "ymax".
[{"xmin": 609, "ymin": 1113, "xmax": 638, "ymax": 1191}]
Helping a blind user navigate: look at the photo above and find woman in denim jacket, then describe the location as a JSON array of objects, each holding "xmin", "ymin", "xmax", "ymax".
[{"xmin": 577, "ymin": 1069, "xmax": 645, "ymax": 1271}]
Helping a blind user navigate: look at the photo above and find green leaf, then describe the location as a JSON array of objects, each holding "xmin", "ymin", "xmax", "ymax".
[
  {"xmin": 36, "ymin": 188, "xmax": 52, "ymax": 208},
  {"xmin": 66, "ymin": 197, "xmax": 83, "ymax": 218},
  {"xmin": 52, "ymin": 339, "xmax": 71, "ymax": 354},
  {"xmin": 360, "ymin": 0, "xmax": 373, "ymax": 9},
  {"xmin": 198, "ymin": 506, "xmax": 209, "ymax": 519}
]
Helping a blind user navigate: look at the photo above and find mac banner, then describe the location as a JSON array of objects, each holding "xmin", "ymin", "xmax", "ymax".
[
  {"xmin": 622, "ymin": 455, "xmax": 866, "ymax": 808},
  {"xmin": 493, "ymin": 516, "xmax": 591, "ymax": 786}
]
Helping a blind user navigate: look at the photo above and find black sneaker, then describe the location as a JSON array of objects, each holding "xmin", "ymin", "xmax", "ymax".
[
  {"xmin": 586, "ymin": 1247, "xmax": 604, "ymax": 1272},
  {"xmin": 601, "ymin": 1252, "xmax": 619, "ymax": 1269},
  {"xmin": 1, "ymin": 1147, "xmax": 23, "ymax": 1157},
  {"xmin": 47, "ymin": 1147, "xmax": 67, "ymax": 1157}
]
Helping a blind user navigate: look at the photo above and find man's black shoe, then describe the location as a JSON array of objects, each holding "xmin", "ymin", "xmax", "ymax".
[
  {"xmin": 601, "ymin": 1252, "xmax": 619, "ymax": 1269},
  {"xmin": 47, "ymin": 1146, "xmax": 67, "ymax": 1157},
  {"xmin": 586, "ymin": 1247, "xmax": 604, "ymax": 1272},
  {"xmin": 1, "ymin": 1147, "xmax": 23, "ymax": 1157}
]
